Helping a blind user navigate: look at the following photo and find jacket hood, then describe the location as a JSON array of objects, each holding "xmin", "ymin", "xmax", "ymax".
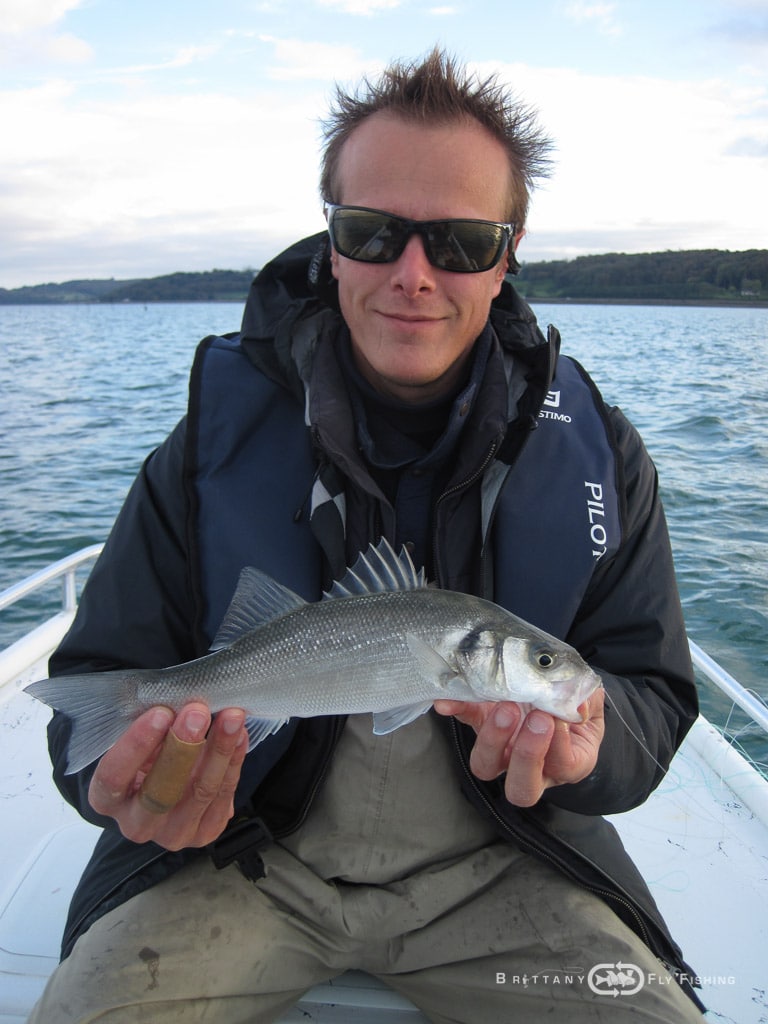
[{"xmin": 239, "ymin": 231, "xmax": 559, "ymax": 418}]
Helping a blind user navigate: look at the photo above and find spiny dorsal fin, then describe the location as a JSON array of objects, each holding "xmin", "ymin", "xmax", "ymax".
[
  {"xmin": 324, "ymin": 537, "xmax": 426, "ymax": 599},
  {"xmin": 210, "ymin": 568, "xmax": 307, "ymax": 651}
]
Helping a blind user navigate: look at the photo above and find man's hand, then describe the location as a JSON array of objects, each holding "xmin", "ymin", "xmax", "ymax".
[
  {"xmin": 434, "ymin": 689, "xmax": 605, "ymax": 806},
  {"xmin": 88, "ymin": 702, "xmax": 248, "ymax": 850}
]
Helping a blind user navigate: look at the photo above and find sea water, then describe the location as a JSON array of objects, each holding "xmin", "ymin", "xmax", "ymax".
[{"xmin": 1, "ymin": 299, "xmax": 766, "ymax": 764}]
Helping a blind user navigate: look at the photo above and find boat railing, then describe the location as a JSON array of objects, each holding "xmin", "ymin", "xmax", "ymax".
[
  {"xmin": 0, "ymin": 544, "xmax": 104, "ymax": 617},
  {"xmin": 689, "ymin": 638, "xmax": 768, "ymax": 736}
]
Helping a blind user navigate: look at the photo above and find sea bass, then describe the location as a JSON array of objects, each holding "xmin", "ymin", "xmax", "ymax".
[{"xmin": 25, "ymin": 539, "xmax": 601, "ymax": 774}]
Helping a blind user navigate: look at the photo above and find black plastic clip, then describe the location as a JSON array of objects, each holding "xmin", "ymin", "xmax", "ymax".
[{"xmin": 209, "ymin": 816, "xmax": 273, "ymax": 882}]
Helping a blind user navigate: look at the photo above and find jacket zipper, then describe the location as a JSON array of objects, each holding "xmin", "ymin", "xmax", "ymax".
[
  {"xmin": 432, "ymin": 438, "xmax": 500, "ymax": 588},
  {"xmin": 478, "ymin": 414, "xmax": 541, "ymax": 598}
]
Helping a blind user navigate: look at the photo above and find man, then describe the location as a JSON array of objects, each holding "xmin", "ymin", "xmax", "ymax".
[{"xmin": 30, "ymin": 50, "xmax": 704, "ymax": 1022}]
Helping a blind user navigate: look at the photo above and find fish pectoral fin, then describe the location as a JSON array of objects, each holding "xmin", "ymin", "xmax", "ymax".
[
  {"xmin": 243, "ymin": 715, "xmax": 290, "ymax": 749},
  {"xmin": 210, "ymin": 569, "xmax": 307, "ymax": 651},
  {"xmin": 372, "ymin": 702, "xmax": 433, "ymax": 735},
  {"xmin": 405, "ymin": 633, "xmax": 462, "ymax": 688}
]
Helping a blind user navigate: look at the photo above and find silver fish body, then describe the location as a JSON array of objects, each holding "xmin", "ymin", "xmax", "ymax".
[{"xmin": 26, "ymin": 540, "xmax": 601, "ymax": 773}]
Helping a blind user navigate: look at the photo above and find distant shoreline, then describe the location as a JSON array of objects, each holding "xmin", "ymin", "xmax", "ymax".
[{"xmin": 1, "ymin": 248, "xmax": 766, "ymax": 307}]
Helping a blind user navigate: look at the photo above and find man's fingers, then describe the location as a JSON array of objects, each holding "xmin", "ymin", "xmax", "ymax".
[
  {"xmin": 193, "ymin": 723, "xmax": 250, "ymax": 841},
  {"xmin": 187, "ymin": 709, "xmax": 246, "ymax": 809},
  {"xmin": 503, "ymin": 711, "xmax": 556, "ymax": 806},
  {"xmin": 433, "ymin": 699, "xmax": 498, "ymax": 733},
  {"xmin": 468, "ymin": 702, "xmax": 524, "ymax": 781},
  {"xmin": 153, "ymin": 708, "xmax": 247, "ymax": 850},
  {"xmin": 169, "ymin": 703, "xmax": 211, "ymax": 744},
  {"xmin": 89, "ymin": 702, "xmax": 249, "ymax": 849},
  {"xmin": 89, "ymin": 705, "xmax": 175, "ymax": 814},
  {"xmin": 132, "ymin": 703, "xmax": 212, "ymax": 814},
  {"xmin": 437, "ymin": 694, "xmax": 604, "ymax": 808}
]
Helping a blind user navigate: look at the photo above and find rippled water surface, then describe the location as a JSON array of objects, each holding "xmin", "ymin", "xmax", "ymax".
[{"xmin": 1, "ymin": 300, "xmax": 766, "ymax": 762}]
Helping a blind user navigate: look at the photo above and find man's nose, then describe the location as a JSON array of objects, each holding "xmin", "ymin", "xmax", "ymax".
[{"xmin": 390, "ymin": 233, "xmax": 437, "ymax": 294}]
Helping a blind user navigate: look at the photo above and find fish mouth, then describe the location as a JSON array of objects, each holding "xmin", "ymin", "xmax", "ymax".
[
  {"xmin": 549, "ymin": 671, "xmax": 602, "ymax": 723},
  {"xmin": 575, "ymin": 675, "xmax": 603, "ymax": 721}
]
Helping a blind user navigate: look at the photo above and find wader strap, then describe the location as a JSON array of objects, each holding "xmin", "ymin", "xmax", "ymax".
[{"xmin": 209, "ymin": 816, "xmax": 273, "ymax": 882}]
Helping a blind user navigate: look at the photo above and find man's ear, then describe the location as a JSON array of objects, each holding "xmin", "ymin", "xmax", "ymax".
[{"xmin": 506, "ymin": 228, "xmax": 525, "ymax": 276}]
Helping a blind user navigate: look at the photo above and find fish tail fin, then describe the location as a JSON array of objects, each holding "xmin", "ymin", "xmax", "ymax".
[{"xmin": 25, "ymin": 670, "xmax": 145, "ymax": 775}]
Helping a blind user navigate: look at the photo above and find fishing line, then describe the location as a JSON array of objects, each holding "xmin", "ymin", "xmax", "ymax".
[{"xmin": 601, "ymin": 689, "xmax": 669, "ymax": 776}]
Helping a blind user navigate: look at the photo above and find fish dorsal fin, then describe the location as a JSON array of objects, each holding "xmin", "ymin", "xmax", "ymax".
[
  {"xmin": 324, "ymin": 537, "xmax": 426, "ymax": 599},
  {"xmin": 210, "ymin": 567, "xmax": 307, "ymax": 651}
]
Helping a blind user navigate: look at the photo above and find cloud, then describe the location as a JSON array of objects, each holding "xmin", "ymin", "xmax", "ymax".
[
  {"xmin": 2, "ymin": 53, "xmax": 766, "ymax": 287},
  {"xmin": 257, "ymin": 35, "xmax": 378, "ymax": 81},
  {"xmin": 315, "ymin": 0, "xmax": 403, "ymax": 14},
  {"xmin": 472, "ymin": 60, "xmax": 768, "ymax": 256},
  {"xmin": 100, "ymin": 44, "xmax": 221, "ymax": 78},
  {"xmin": 713, "ymin": 6, "xmax": 768, "ymax": 46},
  {"xmin": 0, "ymin": 0, "xmax": 92, "ymax": 66},
  {"xmin": 563, "ymin": 1, "xmax": 622, "ymax": 36},
  {"xmin": 0, "ymin": 80, "xmax": 328, "ymax": 287},
  {"xmin": 0, "ymin": 0, "xmax": 85, "ymax": 35},
  {"xmin": 705, "ymin": 1, "xmax": 768, "ymax": 75},
  {"xmin": 725, "ymin": 134, "xmax": 768, "ymax": 157}
]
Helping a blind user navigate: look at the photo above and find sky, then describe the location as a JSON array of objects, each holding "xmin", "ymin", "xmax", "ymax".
[{"xmin": 0, "ymin": 0, "xmax": 766, "ymax": 288}]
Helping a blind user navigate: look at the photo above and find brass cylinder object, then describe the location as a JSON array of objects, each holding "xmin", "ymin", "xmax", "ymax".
[{"xmin": 138, "ymin": 730, "xmax": 205, "ymax": 814}]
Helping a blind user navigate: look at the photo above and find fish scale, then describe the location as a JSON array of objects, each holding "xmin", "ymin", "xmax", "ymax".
[
  {"xmin": 25, "ymin": 539, "xmax": 601, "ymax": 774},
  {"xmin": 141, "ymin": 591, "xmax": 480, "ymax": 715}
]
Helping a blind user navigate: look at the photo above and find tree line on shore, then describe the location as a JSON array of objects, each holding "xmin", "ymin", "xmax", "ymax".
[
  {"xmin": 516, "ymin": 248, "xmax": 767, "ymax": 302},
  {"xmin": 1, "ymin": 250, "xmax": 766, "ymax": 305}
]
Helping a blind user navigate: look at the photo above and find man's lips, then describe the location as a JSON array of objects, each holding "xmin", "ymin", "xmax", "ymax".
[{"xmin": 377, "ymin": 311, "xmax": 445, "ymax": 323}]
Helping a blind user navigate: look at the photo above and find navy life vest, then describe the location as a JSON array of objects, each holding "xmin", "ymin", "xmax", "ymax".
[
  {"xmin": 491, "ymin": 353, "xmax": 623, "ymax": 636},
  {"xmin": 186, "ymin": 333, "xmax": 622, "ymax": 646}
]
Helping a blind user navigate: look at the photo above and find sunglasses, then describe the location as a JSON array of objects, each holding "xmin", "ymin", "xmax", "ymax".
[{"xmin": 325, "ymin": 204, "xmax": 515, "ymax": 274}]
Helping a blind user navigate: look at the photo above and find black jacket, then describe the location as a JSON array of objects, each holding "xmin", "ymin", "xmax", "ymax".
[{"xmin": 47, "ymin": 234, "xmax": 702, "ymax": 1007}]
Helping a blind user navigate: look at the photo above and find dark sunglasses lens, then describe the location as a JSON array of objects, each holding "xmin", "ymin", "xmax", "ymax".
[
  {"xmin": 331, "ymin": 209, "xmax": 404, "ymax": 262},
  {"xmin": 426, "ymin": 222, "xmax": 506, "ymax": 272},
  {"xmin": 330, "ymin": 207, "xmax": 508, "ymax": 272}
]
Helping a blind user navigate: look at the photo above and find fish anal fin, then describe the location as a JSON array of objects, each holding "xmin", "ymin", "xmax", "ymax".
[
  {"xmin": 211, "ymin": 569, "xmax": 307, "ymax": 651},
  {"xmin": 244, "ymin": 714, "xmax": 290, "ymax": 749},
  {"xmin": 372, "ymin": 702, "xmax": 433, "ymax": 735}
]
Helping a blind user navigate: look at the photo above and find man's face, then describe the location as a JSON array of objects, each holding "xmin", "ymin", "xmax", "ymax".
[{"xmin": 330, "ymin": 112, "xmax": 516, "ymax": 404}]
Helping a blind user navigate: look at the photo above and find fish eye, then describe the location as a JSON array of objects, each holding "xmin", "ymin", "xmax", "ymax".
[{"xmin": 531, "ymin": 646, "xmax": 557, "ymax": 670}]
